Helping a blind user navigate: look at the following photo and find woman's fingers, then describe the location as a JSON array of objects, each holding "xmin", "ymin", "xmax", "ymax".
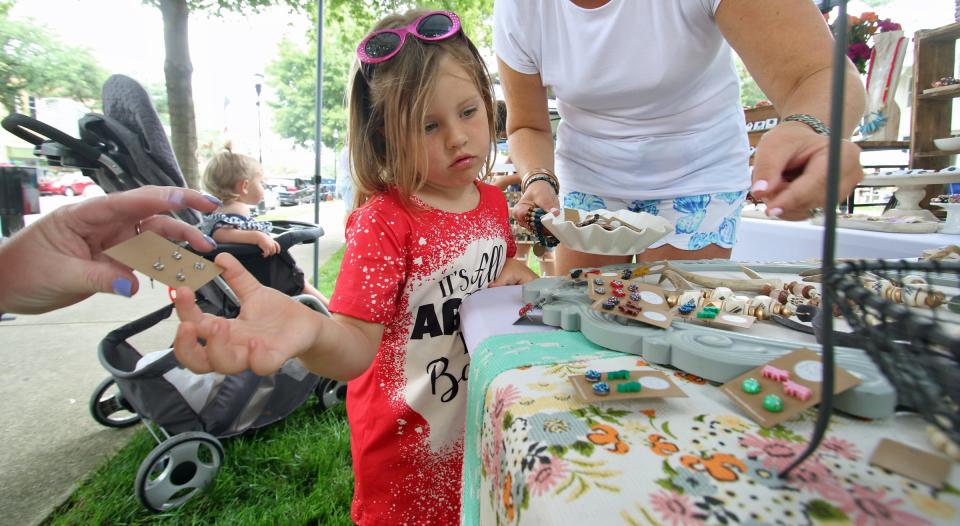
[{"xmin": 141, "ymin": 215, "xmax": 217, "ymax": 251}]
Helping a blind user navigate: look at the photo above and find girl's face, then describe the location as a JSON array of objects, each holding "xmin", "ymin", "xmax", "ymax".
[
  {"xmin": 238, "ymin": 170, "xmax": 265, "ymax": 206},
  {"xmin": 419, "ymin": 55, "xmax": 489, "ymax": 194}
]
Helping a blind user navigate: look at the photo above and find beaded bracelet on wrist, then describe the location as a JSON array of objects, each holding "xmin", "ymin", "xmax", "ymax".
[
  {"xmin": 525, "ymin": 207, "xmax": 560, "ymax": 248},
  {"xmin": 521, "ymin": 168, "xmax": 559, "ymax": 195},
  {"xmin": 522, "ymin": 174, "xmax": 559, "ymax": 195}
]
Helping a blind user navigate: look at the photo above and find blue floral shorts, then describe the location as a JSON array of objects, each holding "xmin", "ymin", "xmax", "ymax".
[{"xmin": 562, "ymin": 190, "xmax": 749, "ymax": 251}]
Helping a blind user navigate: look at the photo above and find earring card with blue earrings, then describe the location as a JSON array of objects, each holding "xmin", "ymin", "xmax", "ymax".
[
  {"xmin": 569, "ymin": 368, "xmax": 686, "ymax": 403},
  {"xmin": 104, "ymin": 231, "xmax": 223, "ymax": 291}
]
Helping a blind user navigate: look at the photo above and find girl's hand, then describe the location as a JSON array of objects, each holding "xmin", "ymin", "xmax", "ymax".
[
  {"xmin": 173, "ymin": 253, "xmax": 324, "ymax": 376},
  {"xmin": 512, "ymin": 180, "xmax": 561, "ymax": 230},
  {"xmin": 491, "ymin": 257, "xmax": 540, "ymax": 287},
  {"xmin": 750, "ymin": 123, "xmax": 864, "ymax": 221},
  {"xmin": 256, "ymin": 232, "xmax": 281, "ymax": 257},
  {"xmin": 0, "ymin": 186, "xmax": 219, "ymax": 314}
]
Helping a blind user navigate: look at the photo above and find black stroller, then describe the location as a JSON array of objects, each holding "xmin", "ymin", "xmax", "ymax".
[{"xmin": 1, "ymin": 74, "xmax": 347, "ymax": 512}]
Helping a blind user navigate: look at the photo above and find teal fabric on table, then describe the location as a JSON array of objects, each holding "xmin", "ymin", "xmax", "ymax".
[{"xmin": 461, "ymin": 331, "xmax": 622, "ymax": 526}]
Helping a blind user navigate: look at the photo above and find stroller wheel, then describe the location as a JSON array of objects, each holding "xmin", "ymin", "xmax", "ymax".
[
  {"xmin": 89, "ymin": 377, "xmax": 140, "ymax": 428},
  {"xmin": 315, "ymin": 377, "xmax": 347, "ymax": 411},
  {"xmin": 135, "ymin": 431, "xmax": 224, "ymax": 513}
]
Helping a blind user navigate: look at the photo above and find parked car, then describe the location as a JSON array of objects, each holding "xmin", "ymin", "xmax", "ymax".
[
  {"xmin": 267, "ymin": 179, "xmax": 308, "ymax": 206},
  {"xmin": 41, "ymin": 172, "xmax": 99, "ymax": 196},
  {"xmin": 249, "ymin": 184, "xmax": 280, "ymax": 215}
]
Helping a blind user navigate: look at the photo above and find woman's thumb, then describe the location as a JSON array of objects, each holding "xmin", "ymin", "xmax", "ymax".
[{"xmin": 78, "ymin": 261, "xmax": 140, "ymax": 297}]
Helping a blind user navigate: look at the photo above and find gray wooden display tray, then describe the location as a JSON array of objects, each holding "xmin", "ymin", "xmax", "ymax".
[{"xmin": 521, "ymin": 260, "xmax": 897, "ymax": 420}]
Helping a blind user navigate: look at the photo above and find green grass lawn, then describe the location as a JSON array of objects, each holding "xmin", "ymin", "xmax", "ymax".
[{"xmin": 44, "ymin": 249, "xmax": 355, "ymax": 525}]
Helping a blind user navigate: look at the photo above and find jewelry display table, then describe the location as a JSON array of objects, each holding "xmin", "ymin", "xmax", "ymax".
[
  {"xmin": 459, "ymin": 285, "xmax": 960, "ymax": 526},
  {"xmin": 732, "ymin": 217, "xmax": 956, "ymax": 262}
]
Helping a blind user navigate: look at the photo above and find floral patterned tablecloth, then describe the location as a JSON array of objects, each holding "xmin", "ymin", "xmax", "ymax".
[{"xmin": 462, "ymin": 331, "xmax": 960, "ymax": 526}]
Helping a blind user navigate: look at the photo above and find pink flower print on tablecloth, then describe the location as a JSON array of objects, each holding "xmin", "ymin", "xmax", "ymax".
[
  {"xmin": 840, "ymin": 484, "xmax": 932, "ymax": 526},
  {"xmin": 821, "ymin": 436, "xmax": 862, "ymax": 461},
  {"xmin": 739, "ymin": 433, "xmax": 807, "ymax": 471},
  {"xmin": 492, "ymin": 385, "xmax": 521, "ymax": 422},
  {"xmin": 785, "ymin": 459, "xmax": 843, "ymax": 499},
  {"xmin": 649, "ymin": 490, "xmax": 707, "ymax": 526},
  {"xmin": 526, "ymin": 456, "xmax": 569, "ymax": 497}
]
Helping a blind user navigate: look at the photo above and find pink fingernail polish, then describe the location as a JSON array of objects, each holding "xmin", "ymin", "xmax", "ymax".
[
  {"xmin": 751, "ymin": 180, "xmax": 769, "ymax": 193},
  {"xmin": 767, "ymin": 207, "xmax": 783, "ymax": 218}
]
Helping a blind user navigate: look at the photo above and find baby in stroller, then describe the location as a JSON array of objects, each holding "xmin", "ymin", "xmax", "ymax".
[{"xmin": 198, "ymin": 142, "xmax": 327, "ymax": 303}]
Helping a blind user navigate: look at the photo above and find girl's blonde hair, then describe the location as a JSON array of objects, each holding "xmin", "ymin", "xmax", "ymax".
[
  {"xmin": 202, "ymin": 142, "xmax": 262, "ymax": 202},
  {"xmin": 346, "ymin": 10, "xmax": 496, "ymax": 210}
]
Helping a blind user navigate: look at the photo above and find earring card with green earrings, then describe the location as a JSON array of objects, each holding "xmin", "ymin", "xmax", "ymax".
[
  {"xmin": 569, "ymin": 369, "xmax": 687, "ymax": 403},
  {"xmin": 720, "ymin": 348, "xmax": 861, "ymax": 428}
]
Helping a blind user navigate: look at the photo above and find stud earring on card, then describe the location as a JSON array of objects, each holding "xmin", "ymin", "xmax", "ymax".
[
  {"xmin": 153, "ymin": 258, "xmax": 165, "ymax": 271},
  {"xmin": 172, "ymin": 249, "xmax": 183, "ymax": 261}
]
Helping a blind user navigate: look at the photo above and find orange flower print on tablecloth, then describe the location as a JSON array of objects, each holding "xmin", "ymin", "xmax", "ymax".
[
  {"xmin": 680, "ymin": 453, "xmax": 747, "ymax": 482},
  {"xmin": 502, "ymin": 471, "xmax": 515, "ymax": 522},
  {"xmin": 587, "ymin": 423, "xmax": 630, "ymax": 454},
  {"xmin": 648, "ymin": 434, "xmax": 679, "ymax": 456},
  {"xmin": 641, "ymin": 409, "xmax": 656, "ymax": 418}
]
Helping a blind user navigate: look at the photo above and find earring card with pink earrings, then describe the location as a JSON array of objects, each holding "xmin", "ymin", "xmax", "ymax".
[{"xmin": 720, "ymin": 348, "xmax": 862, "ymax": 428}]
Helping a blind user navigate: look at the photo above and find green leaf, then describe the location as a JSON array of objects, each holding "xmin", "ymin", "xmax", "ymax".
[
  {"xmin": 662, "ymin": 459, "xmax": 678, "ymax": 477},
  {"xmin": 805, "ymin": 499, "xmax": 848, "ymax": 521},
  {"xmin": 548, "ymin": 445, "xmax": 567, "ymax": 457},
  {"xmin": 694, "ymin": 414, "xmax": 706, "ymax": 423},
  {"xmin": 571, "ymin": 440, "xmax": 596, "ymax": 457},
  {"xmin": 655, "ymin": 478, "xmax": 684, "ymax": 494},
  {"xmin": 662, "ymin": 421, "xmax": 677, "ymax": 440},
  {"xmin": 939, "ymin": 482, "xmax": 960, "ymax": 497}
]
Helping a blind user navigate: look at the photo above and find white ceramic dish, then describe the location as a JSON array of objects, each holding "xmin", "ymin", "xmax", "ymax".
[
  {"xmin": 541, "ymin": 208, "xmax": 672, "ymax": 255},
  {"xmin": 934, "ymin": 136, "xmax": 960, "ymax": 152}
]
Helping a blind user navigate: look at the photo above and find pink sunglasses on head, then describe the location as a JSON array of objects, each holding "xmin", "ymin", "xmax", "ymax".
[{"xmin": 356, "ymin": 10, "xmax": 461, "ymax": 65}]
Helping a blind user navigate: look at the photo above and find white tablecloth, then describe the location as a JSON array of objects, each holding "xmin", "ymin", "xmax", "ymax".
[{"xmin": 732, "ymin": 217, "xmax": 957, "ymax": 261}]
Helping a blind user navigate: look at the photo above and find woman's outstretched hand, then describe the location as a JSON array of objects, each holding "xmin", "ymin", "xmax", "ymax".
[
  {"xmin": 0, "ymin": 185, "xmax": 220, "ymax": 314},
  {"xmin": 750, "ymin": 123, "xmax": 864, "ymax": 221}
]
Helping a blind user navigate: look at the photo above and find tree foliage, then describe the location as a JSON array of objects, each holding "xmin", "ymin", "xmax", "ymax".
[
  {"xmin": 267, "ymin": 0, "xmax": 493, "ymax": 149},
  {"xmin": 0, "ymin": 12, "xmax": 106, "ymax": 113}
]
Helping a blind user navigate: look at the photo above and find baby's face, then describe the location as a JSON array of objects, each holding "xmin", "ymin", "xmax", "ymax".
[{"xmin": 241, "ymin": 171, "xmax": 265, "ymax": 206}]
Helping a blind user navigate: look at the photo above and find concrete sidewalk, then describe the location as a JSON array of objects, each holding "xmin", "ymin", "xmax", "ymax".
[{"xmin": 0, "ymin": 200, "xmax": 346, "ymax": 526}]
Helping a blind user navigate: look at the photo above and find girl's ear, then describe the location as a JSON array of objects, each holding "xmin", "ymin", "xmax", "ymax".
[{"xmin": 237, "ymin": 179, "xmax": 249, "ymax": 195}]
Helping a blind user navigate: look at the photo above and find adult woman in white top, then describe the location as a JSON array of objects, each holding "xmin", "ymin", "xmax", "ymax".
[{"xmin": 495, "ymin": 0, "xmax": 865, "ymax": 273}]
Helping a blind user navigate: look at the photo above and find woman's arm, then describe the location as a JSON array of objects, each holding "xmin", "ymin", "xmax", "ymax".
[
  {"xmin": 497, "ymin": 58, "xmax": 561, "ymax": 227},
  {"xmin": 717, "ymin": 0, "xmax": 866, "ymax": 220}
]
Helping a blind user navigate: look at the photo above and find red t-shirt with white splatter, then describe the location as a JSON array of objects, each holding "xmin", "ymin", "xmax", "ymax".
[{"xmin": 329, "ymin": 181, "xmax": 516, "ymax": 525}]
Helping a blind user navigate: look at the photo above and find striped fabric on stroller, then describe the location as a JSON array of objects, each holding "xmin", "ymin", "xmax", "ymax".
[{"xmin": 1, "ymin": 74, "xmax": 347, "ymax": 512}]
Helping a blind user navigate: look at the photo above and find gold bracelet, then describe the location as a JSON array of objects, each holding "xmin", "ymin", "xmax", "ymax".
[{"xmin": 521, "ymin": 168, "xmax": 559, "ymax": 195}]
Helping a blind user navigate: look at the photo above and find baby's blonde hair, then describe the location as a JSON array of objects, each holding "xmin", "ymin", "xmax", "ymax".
[
  {"xmin": 347, "ymin": 9, "xmax": 496, "ymax": 210},
  {"xmin": 202, "ymin": 142, "xmax": 262, "ymax": 202}
]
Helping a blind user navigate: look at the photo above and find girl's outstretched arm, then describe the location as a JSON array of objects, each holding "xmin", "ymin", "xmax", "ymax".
[{"xmin": 173, "ymin": 252, "xmax": 381, "ymax": 381}]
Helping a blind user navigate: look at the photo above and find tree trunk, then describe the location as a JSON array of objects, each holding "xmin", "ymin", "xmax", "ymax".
[{"xmin": 159, "ymin": 0, "xmax": 199, "ymax": 189}]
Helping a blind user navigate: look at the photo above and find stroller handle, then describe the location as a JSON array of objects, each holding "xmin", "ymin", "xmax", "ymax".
[
  {"xmin": 201, "ymin": 222, "xmax": 324, "ymax": 258},
  {"xmin": 2, "ymin": 112, "xmax": 104, "ymax": 165}
]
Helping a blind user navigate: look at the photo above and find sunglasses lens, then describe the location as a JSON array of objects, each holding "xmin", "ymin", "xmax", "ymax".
[
  {"xmin": 365, "ymin": 32, "xmax": 402, "ymax": 58},
  {"xmin": 416, "ymin": 13, "xmax": 453, "ymax": 38}
]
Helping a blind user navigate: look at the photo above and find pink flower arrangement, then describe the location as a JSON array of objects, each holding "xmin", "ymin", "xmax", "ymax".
[{"xmin": 841, "ymin": 11, "xmax": 903, "ymax": 74}]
